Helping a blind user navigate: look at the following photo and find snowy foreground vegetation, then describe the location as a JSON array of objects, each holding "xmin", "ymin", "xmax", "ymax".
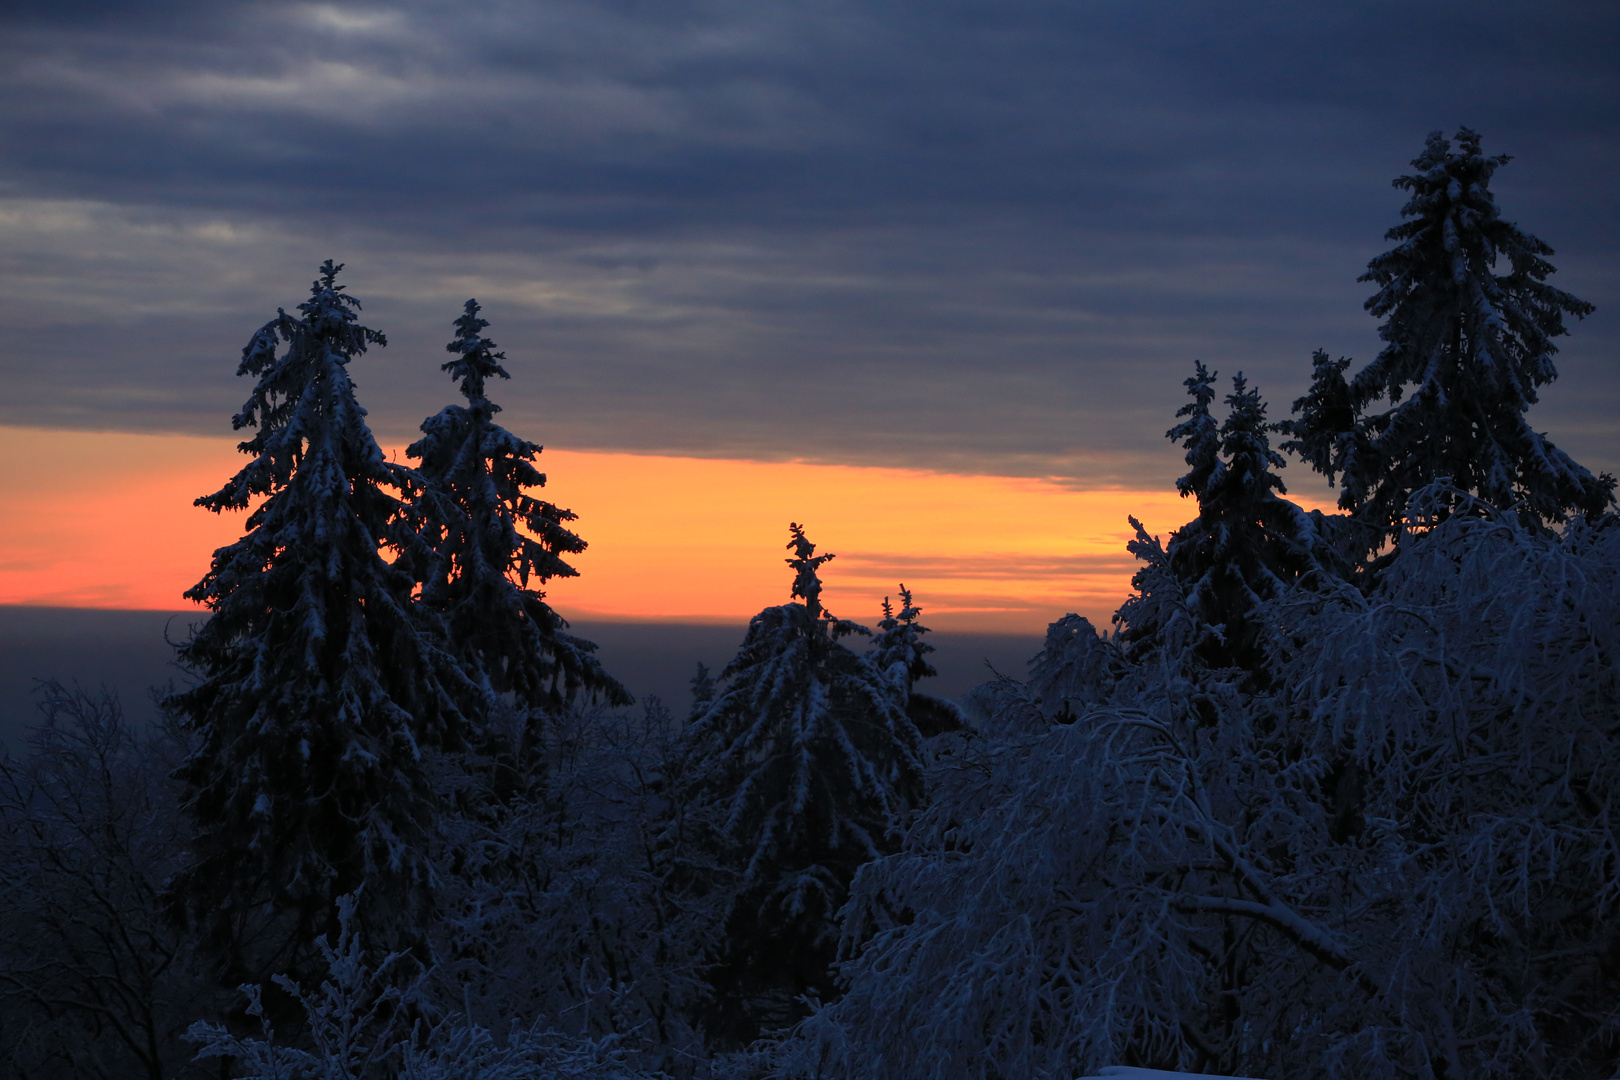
[{"xmin": 2, "ymin": 130, "xmax": 1617, "ymax": 1080}]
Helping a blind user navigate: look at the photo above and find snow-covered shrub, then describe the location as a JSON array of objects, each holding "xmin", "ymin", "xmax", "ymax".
[
  {"xmin": 1024, "ymin": 613, "xmax": 1122, "ymax": 721},
  {"xmin": 430, "ymin": 698, "xmax": 721, "ymax": 1077},
  {"xmin": 795, "ymin": 489, "xmax": 1620, "ymax": 1079},
  {"xmin": 793, "ymin": 677, "xmax": 1254, "ymax": 1080},
  {"xmin": 189, "ymin": 893, "xmax": 653, "ymax": 1080}
]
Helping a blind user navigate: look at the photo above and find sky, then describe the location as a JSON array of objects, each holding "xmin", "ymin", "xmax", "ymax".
[
  {"xmin": 0, "ymin": 425, "xmax": 1229, "ymax": 631},
  {"xmin": 0, "ymin": 1, "xmax": 1615, "ymax": 630}
]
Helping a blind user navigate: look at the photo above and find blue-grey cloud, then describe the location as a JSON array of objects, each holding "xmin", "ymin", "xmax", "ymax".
[{"xmin": 1, "ymin": 0, "xmax": 1614, "ymax": 488}]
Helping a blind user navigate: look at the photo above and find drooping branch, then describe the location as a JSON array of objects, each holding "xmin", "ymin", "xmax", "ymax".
[{"xmin": 1172, "ymin": 894, "xmax": 1380, "ymax": 998}]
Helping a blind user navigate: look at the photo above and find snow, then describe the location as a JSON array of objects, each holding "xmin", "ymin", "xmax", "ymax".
[{"xmin": 1079, "ymin": 1070, "xmax": 1260, "ymax": 1080}]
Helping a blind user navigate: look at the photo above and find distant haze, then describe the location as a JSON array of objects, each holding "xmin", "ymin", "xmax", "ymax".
[{"xmin": 0, "ymin": 606, "xmax": 1043, "ymax": 751}]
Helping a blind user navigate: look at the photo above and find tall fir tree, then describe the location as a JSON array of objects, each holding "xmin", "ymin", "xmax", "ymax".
[
  {"xmin": 408, "ymin": 299, "xmax": 630, "ymax": 743},
  {"xmin": 1283, "ymin": 128, "xmax": 1612, "ymax": 539},
  {"xmin": 1118, "ymin": 363, "xmax": 1339, "ymax": 674},
  {"xmin": 680, "ymin": 525, "xmax": 925, "ymax": 1041},
  {"xmin": 165, "ymin": 263, "xmax": 481, "ymax": 984}
]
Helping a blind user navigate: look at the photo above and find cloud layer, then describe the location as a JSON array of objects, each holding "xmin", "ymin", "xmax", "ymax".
[{"xmin": 2, "ymin": 0, "xmax": 1615, "ymax": 487}]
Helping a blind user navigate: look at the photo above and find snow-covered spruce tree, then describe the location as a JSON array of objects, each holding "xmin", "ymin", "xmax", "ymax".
[
  {"xmin": 166, "ymin": 262, "xmax": 481, "ymax": 986},
  {"xmin": 409, "ymin": 300, "xmax": 629, "ymax": 746},
  {"xmin": 679, "ymin": 525, "xmax": 925, "ymax": 1043},
  {"xmin": 869, "ymin": 588, "xmax": 935, "ymax": 690},
  {"xmin": 793, "ymin": 488, "xmax": 1620, "ymax": 1080},
  {"xmin": 1116, "ymin": 362, "xmax": 1341, "ymax": 675},
  {"xmin": 869, "ymin": 586, "xmax": 963, "ymax": 736},
  {"xmin": 1283, "ymin": 128, "xmax": 1613, "ymax": 542}
]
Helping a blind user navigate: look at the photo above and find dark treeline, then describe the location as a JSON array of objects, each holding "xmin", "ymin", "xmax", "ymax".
[
  {"xmin": 2, "ymin": 129, "xmax": 1616, "ymax": 1080},
  {"xmin": 0, "ymin": 613, "xmax": 1043, "ymax": 751}
]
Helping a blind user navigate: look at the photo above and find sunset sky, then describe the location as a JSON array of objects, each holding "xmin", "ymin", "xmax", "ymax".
[
  {"xmin": 0, "ymin": 424, "xmax": 1245, "ymax": 632},
  {"xmin": 1, "ymin": 2, "xmax": 1615, "ymax": 633}
]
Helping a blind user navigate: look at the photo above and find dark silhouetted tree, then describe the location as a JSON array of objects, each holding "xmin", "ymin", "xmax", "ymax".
[
  {"xmin": 165, "ymin": 262, "xmax": 479, "ymax": 985},
  {"xmin": 1283, "ymin": 128, "xmax": 1612, "ymax": 541},
  {"xmin": 0, "ymin": 683, "xmax": 218, "ymax": 1080},
  {"xmin": 408, "ymin": 299, "xmax": 630, "ymax": 743},
  {"xmin": 870, "ymin": 586, "xmax": 963, "ymax": 736},
  {"xmin": 869, "ymin": 587, "xmax": 935, "ymax": 692},
  {"xmin": 1119, "ymin": 363, "xmax": 1340, "ymax": 674},
  {"xmin": 680, "ymin": 525, "xmax": 924, "ymax": 1042}
]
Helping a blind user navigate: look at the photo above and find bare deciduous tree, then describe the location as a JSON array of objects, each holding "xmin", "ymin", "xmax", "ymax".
[{"xmin": 0, "ymin": 683, "xmax": 218, "ymax": 1080}]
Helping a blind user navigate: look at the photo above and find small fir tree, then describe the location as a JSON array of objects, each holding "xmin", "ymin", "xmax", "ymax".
[
  {"xmin": 1118, "ymin": 363, "xmax": 1339, "ymax": 674},
  {"xmin": 870, "ymin": 587, "xmax": 936, "ymax": 691},
  {"xmin": 408, "ymin": 299, "xmax": 630, "ymax": 737},
  {"xmin": 1284, "ymin": 128, "xmax": 1613, "ymax": 539},
  {"xmin": 165, "ymin": 262, "xmax": 479, "ymax": 984},
  {"xmin": 680, "ymin": 525, "xmax": 925, "ymax": 1041},
  {"xmin": 870, "ymin": 586, "xmax": 963, "ymax": 736}
]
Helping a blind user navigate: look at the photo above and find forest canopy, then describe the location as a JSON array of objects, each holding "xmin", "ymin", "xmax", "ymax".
[{"xmin": 1, "ymin": 129, "xmax": 1615, "ymax": 1080}]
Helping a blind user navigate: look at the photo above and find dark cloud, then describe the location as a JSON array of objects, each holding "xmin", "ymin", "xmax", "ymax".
[{"xmin": 0, "ymin": 0, "xmax": 1614, "ymax": 487}]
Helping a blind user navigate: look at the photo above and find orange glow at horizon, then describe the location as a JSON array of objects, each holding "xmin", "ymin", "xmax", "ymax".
[
  {"xmin": 1, "ymin": 427, "xmax": 246, "ymax": 610},
  {"xmin": 541, "ymin": 451, "xmax": 1196, "ymax": 632},
  {"xmin": 0, "ymin": 425, "xmax": 1267, "ymax": 634}
]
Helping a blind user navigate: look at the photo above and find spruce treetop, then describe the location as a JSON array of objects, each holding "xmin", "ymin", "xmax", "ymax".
[
  {"xmin": 186, "ymin": 259, "xmax": 416, "ymax": 626},
  {"xmin": 442, "ymin": 298, "xmax": 512, "ymax": 408},
  {"xmin": 1279, "ymin": 350, "xmax": 1356, "ymax": 487},
  {"xmin": 1358, "ymin": 127, "xmax": 1590, "ymax": 422},
  {"xmin": 198, "ymin": 259, "xmax": 394, "ymax": 518},
  {"xmin": 1286, "ymin": 128, "xmax": 1612, "ymax": 535},
  {"xmin": 871, "ymin": 586, "xmax": 938, "ymax": 691},
  {"xmin": 1121, "ymin": 366, "xmax": 1339, "ymax": 674},
  {"xmin": 1169, "ymin": 359, "xmax": 1222, "ymax": 503},
  {"xmin": 680, "ymin": 524, "xmax": 922, "ymax": 1037},
  {"xmin": 408, "ymin": 299, "xmax": 629, "ymax": 711},
  {"xmin": 1214, "ymin": 373, "xmax": 1288, "ymax": 507},
  {"xmin": 786, "ymin": 522, "xmax": 836, "ymax": 623}
]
